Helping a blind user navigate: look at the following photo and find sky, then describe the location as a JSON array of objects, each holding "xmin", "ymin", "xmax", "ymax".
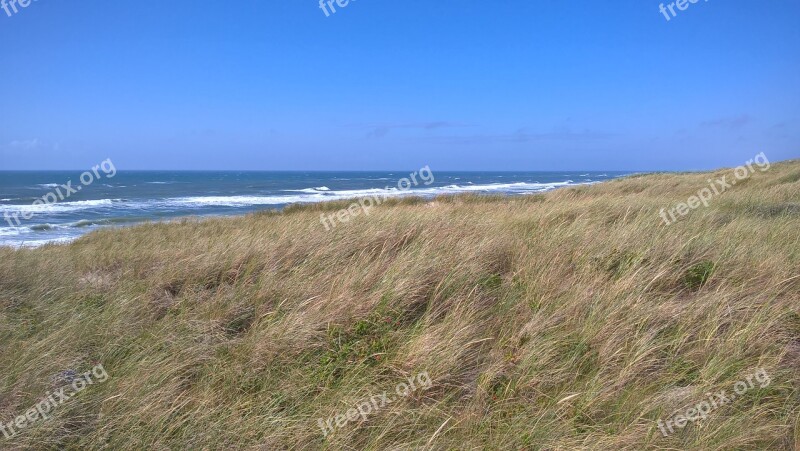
[{"xmin": 0, "ymin": 0, "xmax": 798, "ymax": 171}]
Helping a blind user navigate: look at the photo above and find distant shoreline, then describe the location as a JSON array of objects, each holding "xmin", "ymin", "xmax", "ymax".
[{"xmin": 1, "ymin": 171, "xmax": 628, "ymax": 248}]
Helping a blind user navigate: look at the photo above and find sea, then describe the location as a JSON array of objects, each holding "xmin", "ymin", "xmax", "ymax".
[{"xmin": 0, "ymin": 170, "xmax": 631, "ymax": 247}]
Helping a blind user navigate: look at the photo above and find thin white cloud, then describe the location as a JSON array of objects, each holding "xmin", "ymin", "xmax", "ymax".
[{"xmin": 8, "ymin": 138, "xmax": 41, "ymax": 149}]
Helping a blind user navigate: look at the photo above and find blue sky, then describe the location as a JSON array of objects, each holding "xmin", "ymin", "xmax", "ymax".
[{"xmin": 0, "ymin": 0, "xmax": 798, "ymax": 170}]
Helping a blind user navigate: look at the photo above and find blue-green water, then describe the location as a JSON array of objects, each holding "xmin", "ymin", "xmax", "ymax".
[{"xmin": 0, "ymin": 170, "xmax": 630, "ymax": 247}]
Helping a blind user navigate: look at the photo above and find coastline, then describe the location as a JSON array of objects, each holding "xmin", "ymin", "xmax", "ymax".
[{"xmin": 0, "ymin": 172, "xmax": 621, "ymax": 248}]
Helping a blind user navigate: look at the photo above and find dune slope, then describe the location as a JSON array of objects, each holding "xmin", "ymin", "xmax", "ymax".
[{"xmin": 1, "ymin": 161, "xmax": 799, "ymax": 449}]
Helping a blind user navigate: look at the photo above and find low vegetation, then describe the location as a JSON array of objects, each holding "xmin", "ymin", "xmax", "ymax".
[{"xmin": 1, "ymin": 160, "xmax": 798, "ymax": 449}]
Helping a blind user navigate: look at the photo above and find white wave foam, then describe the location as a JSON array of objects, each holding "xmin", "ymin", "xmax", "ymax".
[
  {"xmin": 166, "ymin": 181, "xmax": 580, "ymax": 208},
  {"xmin": 0, "ymin": 227, "xmax": 24, "ymax": 237},
  {"xmin": 36, "ymin": 183, "xmax": 60, "ymax": 188},
  {"xmin": 167, "ymin": 195, "xmax": 322, "ymax": 207},
  {"xmin": 1, "ymin": 236, "xmax": 76, "ymax": 248},
  {"xmin": 286, "ymin": 186, "xmax": 331, "ymax": 193},
  {"xmin": 420, "ymin": 181, "xmax": 573, "ymax": 193},
  {"xmin": 0, "ymin": 199, "xmax": 118, "ymax": 214}
]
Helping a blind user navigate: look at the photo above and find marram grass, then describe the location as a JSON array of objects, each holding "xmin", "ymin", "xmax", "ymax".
[{"xmin": 1, "ymin": 160, "xmax": 799, "ymax": 450}]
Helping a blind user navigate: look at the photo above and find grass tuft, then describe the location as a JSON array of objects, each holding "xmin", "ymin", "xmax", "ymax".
[{"xmin": 683, "ymin": 260, "xmax": 716, "ymax": 290}]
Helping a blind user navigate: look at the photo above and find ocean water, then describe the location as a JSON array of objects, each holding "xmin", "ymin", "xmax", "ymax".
[{"xmin": 0, "ymin": 170, "xmax": 630, "ymax": 247}]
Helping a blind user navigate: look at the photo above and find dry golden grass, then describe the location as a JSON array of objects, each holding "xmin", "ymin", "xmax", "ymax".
[{"xmin": 1, "ymin": 160, "xmax": 799, "ymax": 450}]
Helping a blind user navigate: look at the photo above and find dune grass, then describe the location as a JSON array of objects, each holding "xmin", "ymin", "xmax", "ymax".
[{"xmin": 1, "ymin": 160, "xmax": 799, "ymax": 450}]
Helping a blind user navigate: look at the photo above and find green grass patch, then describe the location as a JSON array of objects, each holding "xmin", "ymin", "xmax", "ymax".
[{"xmin": 683, "ymin": 260, "xmax": 715, "ymax": 289}]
